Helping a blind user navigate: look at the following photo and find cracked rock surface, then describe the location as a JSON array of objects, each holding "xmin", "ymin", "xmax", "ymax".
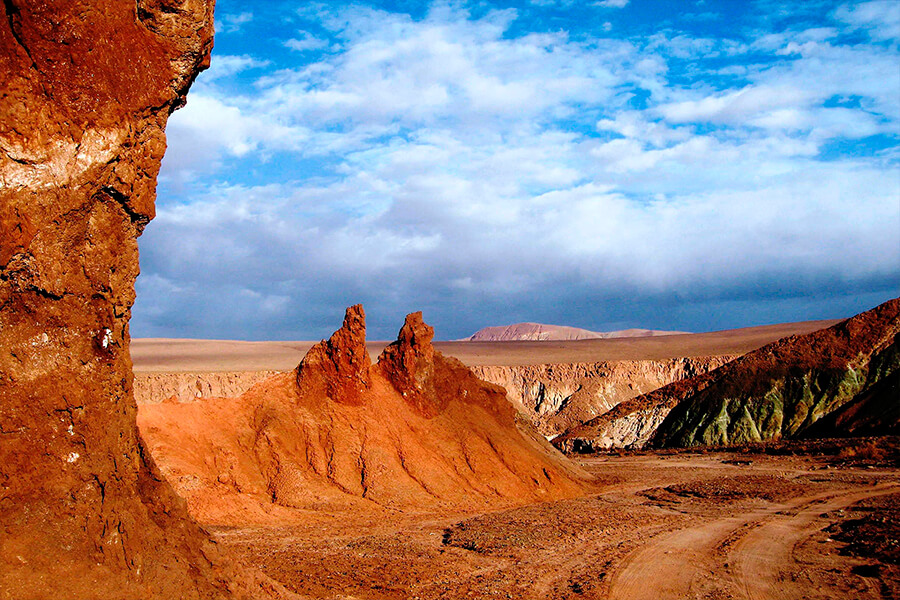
[{"xmin": 0, "ymin": 2, "xmax": 286, "ymax": 598}]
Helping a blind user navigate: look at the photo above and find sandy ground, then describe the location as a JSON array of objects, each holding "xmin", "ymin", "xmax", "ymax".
[
  {"xmin": 132, "ymin": 319, "xmax": 838, "ymax": 372},
  {"xmin": 133, "ymin": 316, "xmax": 897, "ymax": 600},
  {"xmin": 208, "ymin": 440, "xmax": 899, "ymax": 600}
]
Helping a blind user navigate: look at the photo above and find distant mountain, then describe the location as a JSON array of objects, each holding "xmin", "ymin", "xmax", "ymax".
[{"xmin": 462, "ymin": 322, "xmax": 688, "ymax": 342}]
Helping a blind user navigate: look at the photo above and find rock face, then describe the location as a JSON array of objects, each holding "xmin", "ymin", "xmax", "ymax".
[
  {"xmin": 134, "ymin": 371, "xmax": 282, "ymax": 404},
  {"xmin": 0, "ymin": 3, "xmax": 274, "ymax": 599},
  {"xmin": 464, "ymin": 322, "xmax": 687, "ymax": 341},
  {"xmin": 555, "ymin": 298, "xmax": 900, "ymax": 452},
  {"xmin": 296, "ymin": 304, "xmax": 372, "ymax": 406},
  {"xmin": 138, "ymin": 307, "xmax": 591, "ymax": 525},
  {"xmin": 471, "ymin": 356, "xmax": 737, "ymax": 437}
]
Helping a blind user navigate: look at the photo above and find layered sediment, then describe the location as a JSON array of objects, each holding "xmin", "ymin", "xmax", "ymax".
[
  {"xmin": 472, "ymin": 356, "xmax": 736, "ymax": 437},
  {"xmin": 0, "ymin": 2, "xmax": 280, "ymax": 598},
  {"xmin": 555, "ymin": 298, "xmax": 900, "ymax": 452},
  {"xmin": 134, "ymin": 358, "xmax": 736, "ymax": 439},
  {"xmin": 135, "ymin": 371, "xmax": 281, "ymax": 404}
]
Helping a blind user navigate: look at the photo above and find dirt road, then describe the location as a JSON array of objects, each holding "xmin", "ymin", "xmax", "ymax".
[
  {"xmin": 608, "ymin": 483, "xmax": 899, "ymax": 600},
  {"xmin": 209, "ymin": 448, "xmax": 899, "ymax": 600}
]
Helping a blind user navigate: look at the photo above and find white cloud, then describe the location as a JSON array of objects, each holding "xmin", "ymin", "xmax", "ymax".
[
  {"xmin": 202, "ymin": 55, "xmax": 270, "ymax": 81},
  {"xmin": 161, "ymin": 95, "xmax": 310, "ymax": 180},
  {"xmin": 833, "ymin": 0, "xmax": 900, "ymax": 42},
  {"xmin": 216, "ymin": 12, "xmax": 253, "ymax": 35},
  {"xmin": 594, "ymin": 0, "xmax": 630, "ymax": 8},
  {"xmin": 144, "ymin": 2, "xmax": 900, "ymax": 339},
  {"xmin": 284, "ymin": 33, "xmax": 330, "ymax": 52},
  {"xmin": 658, "ymin": 85, "xmax": 812, "ymax": 124}
]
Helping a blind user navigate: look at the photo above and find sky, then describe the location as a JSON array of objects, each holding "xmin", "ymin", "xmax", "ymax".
[{"xmin": 133, "ymin": 0, "xmax": 900, "ymax": 341}]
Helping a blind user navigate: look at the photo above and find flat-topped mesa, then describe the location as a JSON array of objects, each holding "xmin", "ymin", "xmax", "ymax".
[{"xmin": 296, "ymin": 304, "xmax": 371, "ymax": 405}]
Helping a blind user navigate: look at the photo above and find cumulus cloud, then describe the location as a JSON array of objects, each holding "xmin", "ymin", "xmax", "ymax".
[
  {"xmin": 139, "ymin": 2, "xmax": 900, "ymax": 340},
  {"xmin": 200, "ymin": 54, "xmax": 270, "ymax": 81},
  {"xmin": 216, "ymin": 11, "xmax": 253, "ymax": 34},
  {"xmin": 833, "ymin": 0, "xmax": 900, "ymax": 41},
  {"xmin": 284, "ymin": 33, "xmax": 330, "ymax": 52}
]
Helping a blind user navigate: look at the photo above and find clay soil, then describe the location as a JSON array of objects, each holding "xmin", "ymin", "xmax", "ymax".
[{"xmin": 202, "ymin": 438, "xmax": 900, "ymax": 600}]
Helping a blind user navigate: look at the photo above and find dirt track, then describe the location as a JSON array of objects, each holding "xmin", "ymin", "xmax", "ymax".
[
  {"xmin": 207, "ymin": 447, "xmax": 900, "ymax": 599},
  {"xmin": 609, "ymin": 483, "xmax": 899, "ymax": 600}
]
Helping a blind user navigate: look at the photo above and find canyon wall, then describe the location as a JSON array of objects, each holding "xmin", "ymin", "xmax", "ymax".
[
  {"xmin": 135, "ymin": 371, "xmax": 282, "ymax": 404},
  {"xmin": 0, "ymin": 2, "xmax": 278, "ymax": 598},
  {"xmin": 471, "ymin": 356, "xmax": 737, "ymax": 437},
  {"xmin": 133, "ymin": 356, "xmax": 737, "ymax": 442},
  {"xmin": 555, "ymin": 299, "xmax": 900, "ymax": 453}
]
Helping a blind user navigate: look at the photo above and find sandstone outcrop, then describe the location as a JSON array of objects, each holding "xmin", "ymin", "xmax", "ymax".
[
  {"xmin": 464, "ymin": 322, "xmax": 688, "ymax": 341},
  {"xmin": 555, "ymin": 298, "xmax": 900, "ymax": 452},
  {"xmin": 138, "ymin": 307, "xmax": 591, "ymax": 525},
  {"xmin": 0, "ymin": 2, "xmax": 283, "ymax": 598}
]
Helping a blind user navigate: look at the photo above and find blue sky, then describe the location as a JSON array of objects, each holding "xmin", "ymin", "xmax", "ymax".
[{"xmin": 133, "ymin": 0, "xmax": 900, "ymax": 341}]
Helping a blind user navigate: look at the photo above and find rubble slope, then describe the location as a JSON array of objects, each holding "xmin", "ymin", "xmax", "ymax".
[{"xmin": 138, "ymin": 307, "xmax": 591, "ymax": 525}]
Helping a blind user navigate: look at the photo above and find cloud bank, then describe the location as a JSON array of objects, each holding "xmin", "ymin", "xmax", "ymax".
[{"xmin": 136, "ymin": 0, "xmax": 900, "ymax": 340}]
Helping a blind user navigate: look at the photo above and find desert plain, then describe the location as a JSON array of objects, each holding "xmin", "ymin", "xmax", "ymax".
[{"xmin": 131, "ymin": 320, "xmax": 900, "ymax": 600}]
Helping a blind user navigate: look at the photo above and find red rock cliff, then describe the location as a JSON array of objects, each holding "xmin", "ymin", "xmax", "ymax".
[{"xmin": 0, "ymin": 2, "xmax": 273, "ymax": 598}]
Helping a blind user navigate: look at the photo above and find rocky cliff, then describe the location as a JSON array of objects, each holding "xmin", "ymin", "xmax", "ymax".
[
  {"xmin": 135, "ymin": 371, "xmax": 283, "ymax": 404},
  {"xmin": 0, "ymin": 3, "xmax": 280, "ymax": 598},
  {"xmin": 555, "ymin": 298, "xmax": 900, "ymax": 452},
  {"xmin": 138, "ymin": 307, "xmax": 592, "ymax": 525},
  {"xmin": 471, "ymin": 356, "xmax": 737, "ymax": 437},
  {"xmin": 132, "ymin": 356, "xmax": 736, "ymax": 439}
]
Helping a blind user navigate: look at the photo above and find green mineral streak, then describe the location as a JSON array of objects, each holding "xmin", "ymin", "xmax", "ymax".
[
  {"xmin": 700, "ymin": 399, "xmax": 731, "ymax": 446},
  {"xmin": 660, "ymin": 350, "xmax": 896, "ymax": 447}
]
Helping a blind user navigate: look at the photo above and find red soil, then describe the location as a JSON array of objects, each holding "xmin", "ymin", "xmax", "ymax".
[{"xmin": 139, "ymin": 306, "xmax": 591, "ymax": 525}]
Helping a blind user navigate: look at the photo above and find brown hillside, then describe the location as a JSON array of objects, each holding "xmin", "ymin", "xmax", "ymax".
[
  {"xmin": 555, "ymin": 298, "xmax": 900, "ymax": 452},
  {"xmin": 138, "ymin": 307, "xmax": 591, "ymax": 525}
]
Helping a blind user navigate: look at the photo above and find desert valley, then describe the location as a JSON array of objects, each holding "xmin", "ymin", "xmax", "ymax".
[
  {"xmin": 124, "ymin": 302, "xmax": 900, "ymax": 599},
  {"xmin": 2, "ymin": 1, "xmax": 899, "ymax": 600}
]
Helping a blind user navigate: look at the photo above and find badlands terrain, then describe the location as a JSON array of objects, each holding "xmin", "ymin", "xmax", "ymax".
[
  {"xmin": 132, "ymin": 318, "xmax": 837, "ymax": 436},
  {"xmin": 131, "ymin": 307, "xmax": 900, "ymax": 599},
  {"xmin": 3, "ymin": 1, "xmax": 898, "ymax": 598}
]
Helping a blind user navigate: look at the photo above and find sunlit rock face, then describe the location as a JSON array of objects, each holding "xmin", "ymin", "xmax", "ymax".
[
  {"xmin": 0, "ymin": 2, "xmax": 270, "ymax": 598},
  {"xmin": 555, "ymin": 298, "xmax": 900, "ymax": 452},
  {"xmin": 138, "ymin": 307, "xmax": 593, "ymax": 525}
]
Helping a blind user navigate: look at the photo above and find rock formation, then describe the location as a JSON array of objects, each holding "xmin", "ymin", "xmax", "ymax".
[
  {"xmin": 463, "ymin": 322, "xmax": 687, "ymax": 341},
  {"xmin": 471, "ymin": 355, "xmax": 737, "ymax": 437},
  {"xmin": 0, "ymin": 2, "xmax": 281, "ymax": 598},
  {"xmin": 138, "ymin": 307, "xmax": 591, "ymax": 525},
  {"xmin": 555, "ymin": 298, "xmax": 900, "ymax": 452},
  {"xmin": 134, "ymin": 370, "xmax": 282, "ymax": 404},
  {"xmin": 132, "ymin": 357, "xmax": 736, "ymax": 440}
]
